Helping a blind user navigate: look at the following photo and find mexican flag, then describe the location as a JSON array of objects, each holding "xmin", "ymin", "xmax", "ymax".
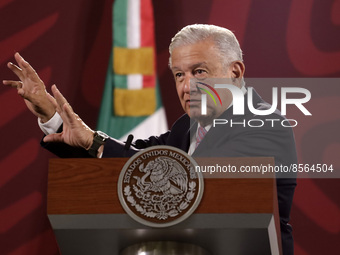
[{"xmin": 97, "ymin": 0, "xmax": 168, "ymax": 141}]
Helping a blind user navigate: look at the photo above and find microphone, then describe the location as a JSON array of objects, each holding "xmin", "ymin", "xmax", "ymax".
[{"xmin": 123, "ymin": 134, "xmax": 134, "ymax": 156}]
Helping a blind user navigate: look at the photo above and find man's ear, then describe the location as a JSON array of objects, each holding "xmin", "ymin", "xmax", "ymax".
[{"xmin": 231, "ymin": 61, "xmax": 245, "ymax": 78}]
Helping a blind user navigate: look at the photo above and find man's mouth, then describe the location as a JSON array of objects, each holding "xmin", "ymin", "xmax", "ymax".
[{"xmin": 186, "ymin": 99, "xmax": 201, "ymax": 106}]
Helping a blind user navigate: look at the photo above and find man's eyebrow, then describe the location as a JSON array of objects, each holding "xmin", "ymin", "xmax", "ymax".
[
  {"xmin": 191, "ymin": 61, "xmax": 207, "ymax": 68},
  {"xmin": 171, "ymin": 62, "xmax": 209, "ymax": 72},
  {"xmin": 171, "ymin": 66, "xmax": 181, "ymax": 72},
  {"xmin": 190, "ymin": 62, "xmax": 209, "ymax": 70}
]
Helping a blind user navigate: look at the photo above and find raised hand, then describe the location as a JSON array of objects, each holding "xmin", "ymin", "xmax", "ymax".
[
  {"xmin": 3, "ymin": 53, "xmax": 55, "ymax": 123},
  {"xmin": 43, "ymin": 85, "xmax": 95, "ymax": 150},
  {"xmin": 4, "ymin": 53, "xmax": 96, "ymax": 152}
]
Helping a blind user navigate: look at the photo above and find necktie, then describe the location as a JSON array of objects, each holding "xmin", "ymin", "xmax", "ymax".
[{"xmin": 196, "ymin": 126, "xmax": 207, "ymax": 148}]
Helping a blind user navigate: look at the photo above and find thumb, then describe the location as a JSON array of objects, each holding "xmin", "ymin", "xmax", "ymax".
[{"xmin": 43, "ymin": 133, "xmax": 64, "ymax": 143}]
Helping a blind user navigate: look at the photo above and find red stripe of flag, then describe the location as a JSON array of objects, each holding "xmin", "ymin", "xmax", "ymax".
[{"xmin": 140, "ymin": 0, "xmax": 156, "ymax": 88}]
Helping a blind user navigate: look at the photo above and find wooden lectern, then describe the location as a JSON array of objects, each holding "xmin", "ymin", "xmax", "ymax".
[{"xmin": 48, "ymin": 157, "xmax": 282, "ymax": 255}]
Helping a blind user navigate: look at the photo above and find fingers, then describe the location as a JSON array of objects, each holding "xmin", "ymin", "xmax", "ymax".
[
  {"xmin": 43, "ymin": 133, "xmax": 63, "ymax": 143},
  {"xmin": 6, "ymin": 62, "xmax": 24, "ymax": 80},
  {"xmin": 2, "ymin": 80, "xmax": 23, "ymax": 88},
  {"xmin": 49, "ymin": 85, "xmax": 76, "ymax": 126},
  {"xmin": 12, "ymin": 52, "xmax": 41, "ymax": 83},
  {"xmin": 3, "ymin": 80, "xmax": 26, "ymax": 97},
  {"xmin": 63, "ymin": 102, "xmax": 77, "ymax": 125},
  {"xmin": 3, "ymin": 62, "xmax": 25, "ymax": 95},
  {"xmin": 46, "ymin": 90, "xmax": 57, "ymax": 104},
  {"xmin": 51, "ymin": 85, "xmax": 72, "ymax": 113},
  {"xmin": 14, "ymin": 52, "xmax": 30, "ymax": 71},
  {"xmin": 4, "ymin": 53, "xmax": 42, "ymax": 88}
]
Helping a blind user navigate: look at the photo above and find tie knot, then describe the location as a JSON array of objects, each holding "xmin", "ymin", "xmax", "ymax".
[{"xmin": 196, "ymin": 126, "xmax": 207, "ymax": 148}]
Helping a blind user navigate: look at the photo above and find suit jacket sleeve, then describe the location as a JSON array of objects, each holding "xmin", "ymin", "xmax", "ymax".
[
  {"xmin": 102, "ymin": 131, "xmax": 171, "ymax": 158},
  {"xmin": 40, "ymin": 124, "xmax": 172, "ymax": 158}
]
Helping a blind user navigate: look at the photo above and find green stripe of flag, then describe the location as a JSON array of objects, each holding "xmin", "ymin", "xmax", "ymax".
[{"xmin": 113, "ymin": 0, "xmax": 127, "ymax": 48}]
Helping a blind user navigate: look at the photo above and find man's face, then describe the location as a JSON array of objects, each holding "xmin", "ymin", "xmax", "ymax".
[{"xmin": 170, "ymin": 39, "xmax": 243, "ymax": 126}]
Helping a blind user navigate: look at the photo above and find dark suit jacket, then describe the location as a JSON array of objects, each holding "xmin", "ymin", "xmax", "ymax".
[{"xmin": 42, "ymin": 89, "xmax": 297, "ymax": 255}]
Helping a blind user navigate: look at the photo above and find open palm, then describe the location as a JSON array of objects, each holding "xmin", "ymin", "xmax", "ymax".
[
  {"xmin": 3, "ymin": 53, "xmax": 55, "ymax": 123},
  {"xmin": 43, "ymin": 85, "xmax": 94, "ymax": 150}
]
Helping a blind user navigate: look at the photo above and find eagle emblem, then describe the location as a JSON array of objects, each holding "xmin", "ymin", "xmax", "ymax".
[
  {"xmin": 118, "ymin": 146, "xmax": 204, "ymax": 227},
  {"xmin": 134, "ymin": 157, "xmax": 188, "ymax": 195}
]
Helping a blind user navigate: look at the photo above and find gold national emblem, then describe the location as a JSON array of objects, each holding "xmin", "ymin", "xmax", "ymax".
[{"xmin": 118, "ymin": 146, "xmax": 204, "ymax": 227}]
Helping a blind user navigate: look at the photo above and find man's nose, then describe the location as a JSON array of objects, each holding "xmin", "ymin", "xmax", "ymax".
[{"xmin": 184, "ymin": 76, "xmax": 198, "ymax": 94}]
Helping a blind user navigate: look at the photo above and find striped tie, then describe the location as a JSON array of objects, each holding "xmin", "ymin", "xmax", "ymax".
[{"xmin": 196, "ymin": 126, "xmax": 207, "ymax": 148}]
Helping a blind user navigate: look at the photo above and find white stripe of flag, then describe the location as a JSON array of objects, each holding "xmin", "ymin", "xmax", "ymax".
[{"xmin": 127, "ymin": 0, "xmax": 143, "ymax": 90}]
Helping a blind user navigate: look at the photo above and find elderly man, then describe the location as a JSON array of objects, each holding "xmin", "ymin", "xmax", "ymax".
[{"xmin": 4, "ymin": 24, "xmax": 297, "ymax": 254}]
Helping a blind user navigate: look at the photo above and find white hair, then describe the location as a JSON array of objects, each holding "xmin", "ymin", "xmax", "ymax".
[{"xmin": 169, "ymin": 24, "xmax": 243, "ymax": 68}]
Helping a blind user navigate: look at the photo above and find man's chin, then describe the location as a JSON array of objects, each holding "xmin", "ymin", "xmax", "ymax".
[
  {"xmin": 189, "ymin": 113, "xmax": 215, "ymax": 126},
  {"xmin": 187, "ymin": 108, "xmax": 201, "ymax": 119}
]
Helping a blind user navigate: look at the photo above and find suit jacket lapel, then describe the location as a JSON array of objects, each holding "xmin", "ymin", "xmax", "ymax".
[{"xmin": 192, "ymin": 88, "xmax": 264, "ymax": 156}]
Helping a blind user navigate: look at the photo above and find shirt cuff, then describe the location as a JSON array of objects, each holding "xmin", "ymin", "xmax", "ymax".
[{"xmin": 38, "ymin": 112, "xmax": 63, "ymax": 135}]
